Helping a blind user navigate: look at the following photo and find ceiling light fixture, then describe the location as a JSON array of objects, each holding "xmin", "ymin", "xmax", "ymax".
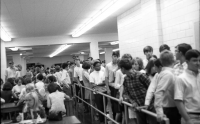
[
  {"xmin": 1, "ymin": 27, "xmax": 12, "ymax": 41},
  {"xmin": 113, "ymin": 48, "xmax": 119, "ymax": 51},
  {"xmin": 80, "ymin": 52, "xmax": 85, "ymax": 54},
  {"xmin": 100, "ymin": 48, "xmax": 119, "ymax": 54},
  {"xmin": 71, "ymin": 0, "xmax": 131, "ymax": 37},
  {"xmin": 20, "ymin": 53, "xmax": 22, "ymax": 56},
  {"xmin": 100, "ymin": 52, "xmax": 105, "ymax": 54},
  {"xmin": 49, "ymin": 44, "xmax": 71, "ymax": 58},
  {"xmin": 9, "ymin": 47, "xmax": 19, "ymax": 51},
  {"xmin": 110, "ymin": 41, "xmax": 119, "ymax": 45}
]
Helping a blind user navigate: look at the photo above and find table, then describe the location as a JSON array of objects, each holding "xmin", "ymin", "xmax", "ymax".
[{"xmin": 1, "ymin": 103, "xmax": 22, "ymax": 119}]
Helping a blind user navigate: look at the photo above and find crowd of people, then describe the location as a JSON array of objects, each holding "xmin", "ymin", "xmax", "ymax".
[{"xmin": 1, "ymin": 43, "xmax": 200, "ymax": 124}]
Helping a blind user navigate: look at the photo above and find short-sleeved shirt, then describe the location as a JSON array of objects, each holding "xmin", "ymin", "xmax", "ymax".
[
  {"xmin": 12, "ymin": 85, "xmax": 25, "ymax": 94},
  {"xmin": 114, "ymin": 69, "xmax": 125, "ymax": 89},
  {"xmin": 173, "ymin": 62, "xmax": 187, "ymax": 76},
  {"xmin": 49, "ymin": 91, "xmax": 66, "ymax": 112},
  {"xmin": 5, "ymin": 67, "xmax": 16, "ymax": 78},
  {"xmin": 174, "ymin": 69, "xmax": 200, "ymax": 113},
  {"xmin": 105, "ymin": 62, "xmax": 118, "ymax": 85},
  {"xmin": 74, "ymin": 65, "xmax": 83, "ymax": 81},
  {"xmin": 89, "ymin": 71, "xmax": 105, "ymax": 85}
]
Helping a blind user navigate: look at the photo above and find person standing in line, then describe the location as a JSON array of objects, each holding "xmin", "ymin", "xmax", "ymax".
[
  {"xmin": 174, "ymin": 49, "xmax": 200, "ymax": 124},
  {"xmin": 15, "ymin": 64, "xmax": 22, "ymax": 78},
  {"xmin": 105, "ymin": 51, "xmax": 120, "ymax": 120},
  {"xmin": 174, "ymin": 43, "xmax": 192, "ymax": 76},
  {"xmin": 89, "ymin": 60, "xmax": 107, "ymax": 124},
  {"xmin": 82, "ymin": 61, "xmax": 91, "ymax": 113},
  {"xmin": 154, "ymin": 50, "xmax": 181, "ymax": 124},
  {"xmin": 119, "ymin": 59, "xmax": 155, "ymax": 124},
  {"xmin": 5, "ymin": 61, "xmax": 16, "ymax": 81},
  {"xmin": 61, "ymin": 62, "xmax": 71, "ymax": 96}
]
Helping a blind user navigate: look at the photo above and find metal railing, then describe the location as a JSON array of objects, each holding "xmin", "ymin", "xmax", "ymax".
[{"xmin": 73, "ymin": 83, "xmax": 170, "ymax": 124}]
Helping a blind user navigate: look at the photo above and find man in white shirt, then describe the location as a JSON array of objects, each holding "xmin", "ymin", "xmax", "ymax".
[
  {"xmin": 90, "ymin": 60, "xmax": 106, "ymax": 124},
  {"xmin": 61, "ymin": 63, "xmax": 71, "ymax": 96},
  {"xmin": 74, "ymin": 58, "xmax": 84, "ymax": 103},
  {"xmin": 154, "ymin": 50, "xmax": 181, "ymax": 124},
  {"xmin": 5, "ymin": 61, "xmax": 16, "ymax": 80},
  {"xmin": 175, "ymin": 49, "xmax": 200, "ymax": 124},
  {"xmin": 105, "ymin": 51, "xmax": 119, "ymax": 120},
  {"xmin": 174, "ymin": 43, "xmax": 192, "ymax": 76}
]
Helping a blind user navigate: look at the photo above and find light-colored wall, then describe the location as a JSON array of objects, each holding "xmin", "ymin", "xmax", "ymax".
[
  {"xmin": 1, "ymin": 41, "xmax": 7, "ymax": 82},
  {"xmin": 161, "ymin": 0, "xmax": 199, "ymax": 52},
  {"xmin": 118, "ymin": 0, "xmax": 199, "ymax": 59}
]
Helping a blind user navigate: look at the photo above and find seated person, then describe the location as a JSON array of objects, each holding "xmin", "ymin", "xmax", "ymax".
[
  {"xmin": 47, "ymin": 83, "xmax": 70, "ymax": 121},
  {"xmin": 12, "ymin": 77, "xmax": 25, "ymax": 99},
  {"xmin": 1, "ymin": 82, "xmax": 14, "ymax": 103}
]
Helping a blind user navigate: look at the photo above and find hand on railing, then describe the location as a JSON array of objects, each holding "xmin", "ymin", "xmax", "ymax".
[
  {"xmin": 157, "ymin": 113, "xmax": 167, "ymax": 123},
  {"xmin": 136, "ymin": 105, "xmax": 149, "ymax": 111},
  {"xmin": 118, "ymin": 96, "xmax": 123, "ymax": 105}
]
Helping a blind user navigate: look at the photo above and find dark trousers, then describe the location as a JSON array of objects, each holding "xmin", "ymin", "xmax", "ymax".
[
  {"xmin": 94, "ymin": 92, "xmax": 107, "ymax": 123},
  {"xmin": 163, "ymin": 107, "xmax": 181, "ymax": 124},
  {"xmin": 135, "ymin": 110, "xmax": 157, "ymax": 124},
  {"xmin": 75, "ymin": 81, "xmax": 84, "ymax": 102},
  {"xmin": 109, "ymin": 86, "xmax": 119, "ymax": 119}
]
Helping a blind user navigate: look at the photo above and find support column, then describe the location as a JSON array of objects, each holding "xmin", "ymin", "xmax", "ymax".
[
  {"xmin": 90, "ymin": 41, "xmax": 99, "ymax": 59},
  {"xmin": 1, "ymin": 41, "xmax": 7, "ymax": 82},
  {"xmin": 105, "ymin": 48, "xmax": 113, "ymax": 64}
]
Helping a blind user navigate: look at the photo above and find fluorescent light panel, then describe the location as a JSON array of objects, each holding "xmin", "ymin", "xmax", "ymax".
[
  {"xmin": 110, "ymin": 41, "xmax": 119, "ymax": 45},
  {"xmin": 9, "ymin": 47, "xmax": 19, "ymax": 51},
  {"xmin": 1, "ymin": 27, "xmax": 12, "ymax": 41},
  {"xmin": 49, "ymin": 44, "xmax": 71, "ymax": 58},
  {"xmin": 100, "ymin": 48, "xmax": 119, "ymax": 54},
  {"xmin": 72, "ymin": 0, "xmax": 131, "ymax": 37}
]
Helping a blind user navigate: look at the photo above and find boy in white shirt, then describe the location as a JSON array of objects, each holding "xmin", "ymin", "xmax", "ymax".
[
  {"xmin": 175, "ymin": 49, "xmax": 200, "ymax": 124},
  {"xmin": 90, "ymin": 60, "xmax": 107, "ymax": 124}
]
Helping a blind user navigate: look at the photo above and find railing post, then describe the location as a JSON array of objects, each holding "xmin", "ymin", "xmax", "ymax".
[
  {"xmin": 124, "ymin": 104, "xmax": 128, "ymax": 124},
  {"xmin": 103, "ymin": 96, "xmax": 107, "ymax": 124},
  {"xmin": 90, "ymin": 90, "xmax": 94, "ymax": 123}
]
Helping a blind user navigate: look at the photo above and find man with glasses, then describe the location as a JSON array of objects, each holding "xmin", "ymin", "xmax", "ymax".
[
  {"xmin": 174, "ymin": 43, "xmax": 192, "ymax": 76},
  {"xmin": 5, "ymin": 61, "xmax": 16, "ymax": 81}
]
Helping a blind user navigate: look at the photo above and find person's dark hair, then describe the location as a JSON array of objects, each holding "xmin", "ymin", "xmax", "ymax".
[
  {"xmin": 160, "ymin": 50, "xmax": 174, "ymax": 66},
  {"xmin": 185, "ymin": 49, "xmax": 200, "ymax": 61},
  {"xmin": 15, "ymin": 77, "xmax": 24, "ymax": 84},
  {"xmin": 3, "ymin": 82, "xmax": 13, "ymax": 91},
  {"xmin": 143, "ymin": 46, "xmax": 153, "ymax": 54},
  {"xmin": 122, "ymin": 54, "xmax": 133, "ymax": 60},
  {"xmin": 96, "ymin": 59, "xmax": 102, "ymax": 64},
  {"xmin": 37, "ymin": 73, "xmax": 43, "ymax": 81},
  {"xmin": 55, "ymin": 66, "xmax": 60, "ymax": 72},
  {"xmin": 175, "ymin": 43, "xmax": 192, "ymax": 56},
  {"xmin": 119, "ymin": 59, "xmax": 132, "ymax": 70},
  {"xmin": 135, "ymin": 57, "xmax": 144, "ymax": 71},
  {"xmin": 48, "ymin": 76, "xmax": 57, "ymax": 83},
  {"xmin": 69, "ymin": 61, "xmax": 75, "ymax": 66},
  {"xmin": 24, "ymin": 78, "xmax": 32, "ymax": 85},
  {"xmin": 1, "ymin": 78, "xmax": 4, "ymax": 85},
  {"xmin": 82, "ymin": 61, "xmax": 91, "ymax": 69},
  {"xmin": 112, "ymin": 51, "xmax": 120, "ymax": 57},
  {"xmin": 93, "ymin": 61, "xmax": 101, "ymax": 67},
  {"xmin": 88, "ymin": 57, "xmax": 93, "ymax": 61},
  {"xmin": 62, "ymin": 62, "xmax": 69, "ymax": 69},
  {"xmin": 50, "ymin": 68, "xmax": 54, "ymax": 73},
  {"xmin": 47, "ymin": 67, "xmax": 49, "ymax": 70},
  {"xmin": 159, "ymin": 44, "xmax": 170, "ymax": 53},
  {"xmin": 153, "ymin": 55, "xmax": 157, "ymax": 59},
  {"xmin": 154, "ymin": 59, "xmax": 162, "ymax": 67},
  {"xmin": 47, "ymin": 83, "xmax": 58, "ymax": 93},
  {"xmin": 7, "ymin": 78, "xmax": 15, "ymax": 86}
]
